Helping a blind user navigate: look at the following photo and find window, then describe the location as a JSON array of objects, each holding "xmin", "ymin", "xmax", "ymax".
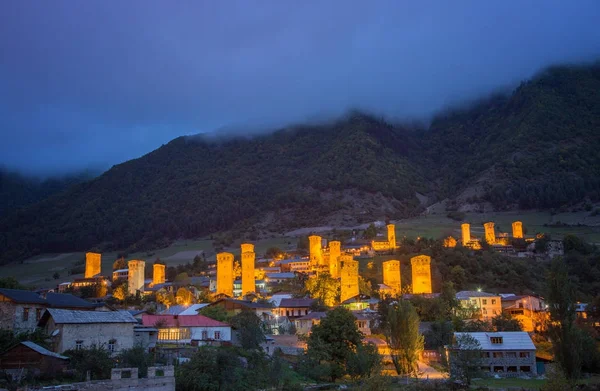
[
  {"xmin": 108, "ymin": 339, "xmax": 116, "ymax": 352},
  {"xmin": 506, "ymin": 352, "xmax": 517, "ymax": 358},
  {"xmin": 36, "ymin": 308, "xmax": 43, "ymax": 321},
  {"xmin": 483, "ymin": 308, "xmax": 487, "ymax": 314},
  {"xmin": 214, "ymin": 331, "xmax": 221, "ymax": 340},
  {"xmin": 202, "ymin": 330, "xmax": 208, "ymax": 340},
  {"xmin": 493, "ymin": 352, "xmax": 503, "ymax": 358},
  {"xmin": 490, "ymin": 337, "xmax": 503, "ymax": 344},
  {"xmin": 519, "ymin": 352, "xmax": 530, "ymax": 358},
  {"xmin": 482, "ymin": 299, "xmax": 487, "ymax": 305},
  {"xmin": 76, "ymin": 340, "xmax": 83, "ymax": 350},
  {"xmin": 22, "ymin": 308, "xmax": 29, "ymax": 321},
  {"xmin": 491, "ymin": 299, "xmax": 497, "ymax": 305}
]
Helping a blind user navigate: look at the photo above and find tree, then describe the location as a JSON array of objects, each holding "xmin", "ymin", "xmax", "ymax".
[
  {"xmin": 449, "ymin": 333, "xmax": 482, "ymax": 386},
  {"xmin": 199, "ymin": 305, "xmax": 230, "ymax": 322},
  {"xmin": 112, "ymin": 283, "xmax": 128, "ymax": 301},
  {"xmin": 346, "ymin": 342, "xmax": 382, "ymax": 380},
  {"xmin": 113, "ymin": 257, "xmax": 127, "ymax": 271},
  {"xmin": 491, "ymin": 313, "xmax": 522, "ymax": 331},
  {"xmin": 0, "ymin": 277, "xmax": 26, "ymax": 289},
  {"xmin": 384, "ymin": 300, "xmax": 424, "ymax": 376},
  {"xmin": 52, "ymin": 272, "xmax": 60, "ymax": 280},
  {"xmin": 363, "ymin": 224, "xmax": 377, "ymax": 240},
  {"xmin": 358, "ymin": 276, "xmax": 372, "ymax": 296},
  {"xmin": 117, "ymin": 345, "xmax": 154, "ymax": 377},
  {"xmin": 265, "ymin": 247, "xmax": 286, "ymax": 260},
  {"xmin": 304, "ymin": 307, "xmax": 363, "ymax": 381},
  {"xmin": 547, "ymin": 257, "xmax": 582, "ymax": 380},
  {"xmin": 229, "ymin": 310, "xmax": 265, "ymax": 351},
  {"xmin": 176, "ymin": 287, "xmax": 195, "ymax": 305},
  {"xmin": 156, "ymin": 289, "xmax": 176, "ymax": 309},
  {"xmin": 63, "ymin": 345, "xmax": 113, "ymax": 381},
  {"xmin": 304, "ymin": 272, "xmax": 339, "ymax": 307}
]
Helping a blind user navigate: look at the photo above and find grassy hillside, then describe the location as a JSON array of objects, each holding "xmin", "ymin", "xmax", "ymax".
[{"xmin": 1, "ymin": 63, "xmax": 599, "ymax": 264}]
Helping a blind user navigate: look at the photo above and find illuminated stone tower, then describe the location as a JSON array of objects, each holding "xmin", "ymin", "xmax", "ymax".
[
  {"xmin": 241, "ymin": 243, "xmax": 255, "ymax": 254},
  {"xmin": 512, "ymin": 221, "xmax": 523, "ymax": 239},
  {"xmin": 484, "ymin": 222, "xmax": 496, "ymax": 244},
  {"xmin": 84, "ymin": 252, "xmax": 101, "ymax": 278},
  {"xmin": 153, "ymin": 263, "xmax": 165, "ymax": 286},
  {"xmin": 216, "ymin": 252, "xmax": 234, "ymax": 297},
  {"xmin": 411, "ymin": 255, "xmax": 432, "ymax": 294},
  {"xmin": 309, "ymin": 235, "xmax": 323, "ymax": 267},
  {"xmin": 340, "ymin": 255, "xmax": 359, "ymax": 303},
  {"xmin": 241, "ymin": 250, "xmax": 256, "ymax": 296},
  {"xmin": 328, "ymin": 241, "xmax": 341, "ymax": 278},
  {"xmin": 127, "ymin": 260, "xmax": 145, "ymax": 295},
  {"xmin": 461, "ymin": 223, "xmax": 471, "ymax": 246},
  {"xmin": 387, "ymin": 224, "xmax": 397, "ymax": 249},
  {"xmin": 383, "ymin": 260, "xmax": 401, "ymax": 295}
]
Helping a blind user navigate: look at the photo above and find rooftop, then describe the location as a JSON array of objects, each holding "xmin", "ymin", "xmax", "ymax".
[
  {"xmin": 454, "ymin": 332, "xmax": 536, "ymax": 351},
  {"xmin": 20, "ymin": 341, "xmax": 68, "ymax": 360},
  {"xmin": 456, "ymin": 291, "xmax": 499, "ymax": 299},
  {"xmin": 142, "ymin": 314, "xmax": 229, "ymax": 328},
  {"xmin": 278, "ymin": 298, "xmax": 315, "ymax": 308},
  {"xmin": 43, "ymin": 309, "xmax": 137, "ymax": 324}
]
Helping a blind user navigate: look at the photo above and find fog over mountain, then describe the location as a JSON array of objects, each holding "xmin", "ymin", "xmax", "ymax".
[{"xmin": 1, "ymin": 1, "xmax": 600, "ymax": 174}]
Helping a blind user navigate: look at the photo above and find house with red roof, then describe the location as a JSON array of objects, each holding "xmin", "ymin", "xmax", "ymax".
[{"xmin": 142, "ymin": 314, "xmax": 231, "ymax": 345}]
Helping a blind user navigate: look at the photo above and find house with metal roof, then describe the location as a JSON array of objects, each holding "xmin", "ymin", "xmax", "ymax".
[
  {"xmin": 142, "ymin": 314, "xmax": 231, "ymax": 345},
  {"xmin": 456, "ymin": 290, "xmax": 502, "ymax": 321},
  {"xmin": 450, "ymin": 332, "xmax": 537, "ymax": 377},
  {"xmin": 0, "ymin": 341, "xmax": 68, "ymax": 377},
  {"xmin": 0, "ymin": 288, "xmax": 98, "ymax": 331},
  {"xmin": 39, "ymin": 308, "xmax": 137, "ymax": 354}
]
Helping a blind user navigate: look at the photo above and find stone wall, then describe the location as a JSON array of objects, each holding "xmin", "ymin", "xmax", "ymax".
[{"xmin": 59, "ymin": 323, "xmax": 134, "ymax": 353}]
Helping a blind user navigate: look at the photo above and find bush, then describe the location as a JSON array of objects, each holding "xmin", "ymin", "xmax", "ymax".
[{"xmin": 446, "ymin": 211, "xmax": 466, "ymax": 222}]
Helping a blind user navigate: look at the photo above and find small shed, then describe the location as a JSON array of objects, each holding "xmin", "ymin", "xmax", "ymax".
[{"xmin": 0, "ymin": 341, "xmax": 68, "ymax": 376}]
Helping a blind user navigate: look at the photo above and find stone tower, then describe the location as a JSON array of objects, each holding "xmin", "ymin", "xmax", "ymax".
[
  {"xmin": 484, "ymin": 222, "xmax": 496, "ymax": 244},
  {"xmin": 241, "ymin": 250, "xmax": 256, "ymax": 296},
  {"xmin": 328, "ymin": 241, "xmax": 341, "ymax": 278},
  {"xmin": 340, "ymin": 255, "xmax": 359, "ymax": 303},
  {"xmin": 383, "ymin": 260, "xmax": 401, "ymax": 295},
  {"xmin": 241, "ymin": 243, "xmax": 255, "ymax": 254},
  {"xmin": 512, "ymin": 221, "xmax": 523, "ymax": 239},
  {"xmin": 443, "ymin": 236, "xmax": 457, "ymax": 248},
  {"xmin": 84, "ymin": 252, "xmax": 101, "ymax": 278},
  {"xmin": 461, "ymin": 223, "xmax": 471, "ymax": 246},
  {"xmin": 127, "ymin": 260, "xmax": 145, "ymax": 295},
  {"xmin": 309, "ymin": 235, "xmax": 323, "ymax": 267},
  {"xmin": 387, "ymin": 224, "xmax": 397, "ymax": 249},
  {"xmin": 216, "ymin": 252, "xmax": 234, "ymax": 297},
  {"xmin": 153, "ymin": 263, "xmax": 165, "ymax": 286},
  {"xmin": 411, "ymin": 255, "xmax": 432, "ymax": 294}
]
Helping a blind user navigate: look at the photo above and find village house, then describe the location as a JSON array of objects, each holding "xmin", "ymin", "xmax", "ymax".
[
  {"xmin": 0, "ymin": 288, "xmax": 100, "ymax": 331},
  {"xmin": 277, "ymin": 259, "xmax": 310, "ymax": 273},
  {"xmin": 112, "ymin": 268, "xmax": 129, "ymax": 281},
  {"xmin": 450, "ymin": 332, "xmax": 537, "ymax": 377},
  {"xmin": 265, "ymin": 272, "xmax": 296, "ymax": 284},
  {"xmin": 0, "ymin": 341, "xmax": 69, "ymax": 377},
  {"xmin": 39, "ymin": 308, "xmax": 138, "ymax": 354},
  {"xmin": 456, "ymin": 291, "xmax": 502, "ymax": 321},
  {"xmin": 501, "ymin": 294, "xmax": 548, "ymax": 332},
  {"xmin": 294, "ymin": 311, "xmax": 372, "ymax": 336},
  {"xmin": 142, "ymin": 314, "xmax": 231, "ymax": 345},
  {"xmin": 274, "ymin": 298, "xmax": 314, "ymax": 319}
]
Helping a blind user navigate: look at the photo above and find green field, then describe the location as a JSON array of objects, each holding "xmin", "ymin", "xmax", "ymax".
[{"xmin": 1, "ymin": 210, "xmax": 598, "ymax": 289}]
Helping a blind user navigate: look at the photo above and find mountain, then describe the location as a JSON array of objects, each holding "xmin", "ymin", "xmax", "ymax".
[
  {"xmin": 1, "ymin": 63, "xmax": 599, "ymax": 264},
  {"xmin": 0, "ymin": 170, "xmax": 96, "ymax": 217}
]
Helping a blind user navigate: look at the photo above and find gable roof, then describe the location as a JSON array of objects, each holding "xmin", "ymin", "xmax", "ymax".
[
  {"xmin": 142, "ymin": 314, "xmax": 229, "ymax": 328},
  {"xmin": 45, "ymin": 293, "xmax": 97, "ymax": 308},
  {"xmin": 0, "ymin": 288, "xmax": 46, "ymax": 304},
  {"xmin": 20, "ymin": 341, "xmax": 68, "ymax": 360},
  {"xmin": 43, "ymin": 309, "xmax": 137, "ymax": 324},
  {"xmin": 279, "ymin": 298, "xmax": 315, "ymax": 308},
  {"xmin": 454, "ymin": 332, "xmax": 536, "ymax": 351},
  {"xmin": 456, "ymin": 291, "xmax": 499, "ymax": 299}
]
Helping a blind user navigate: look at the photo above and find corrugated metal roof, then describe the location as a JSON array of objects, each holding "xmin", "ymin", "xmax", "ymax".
[
  {"xmin": 46, "ymin": 308, "xmax": 137, "ymax": 324},
  {"xmin": 278, "ymin": 298, "xmax": 315, "ymax": 308},
  {"xmin": 456, "ymin": 291, "xmax": 500, "ymax": 299},
  {"xmin": 0, "ymin": 288, "xmax": 46, "ymax": 304},
  {"xmin": 45, "ymin": 293, "xmax": 97, "ymax": 308},
  {"xmin": 142, "ymin": 314, "xmax": 230, "ymax": 328},
  {"xmin": 454, "ymin": 332, "xmax": 536, "ymax": 351},
  {"xmin": 21, "ymin": 341, "xmax": 68, "ymax": 360}
]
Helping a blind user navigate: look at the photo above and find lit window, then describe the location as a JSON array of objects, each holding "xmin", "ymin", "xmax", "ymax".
[
  {"xmin": 482, "ymin": 299, "xmax": 487, "ymax": 305},
  {"xmin": 490, "ymin": 337, "xmax": 503, "ymax": 344},
  {"xmin": 492, "ymin": 299, "xmax": 496, "ymax": 305},
  {"xmin": 519, "ymin": 352, "xmax": 530, "ymax": 358},
  {"xmin": 76, "ymin": 340, "xmax": 83, "ymax": 350},
  {"xmin": 214, "ymin": 331, "xmax": 221, "ymax": 340},
  {"xmin": 22, "ymin": 308, "xmax": 29, "ymax": 322},
  {"xmin": 36, "ymin": 308, "xmax": 43, "ymax": 321}
]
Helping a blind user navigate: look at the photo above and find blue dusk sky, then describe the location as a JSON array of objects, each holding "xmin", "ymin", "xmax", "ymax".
[{"xmin": 1, "ymin": 1, "xmax": 599, "ymax": 175}]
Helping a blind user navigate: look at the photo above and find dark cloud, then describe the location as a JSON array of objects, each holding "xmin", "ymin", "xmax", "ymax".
[{"xmin": 1, "ymin": 1, "xmax": 599, "ymax": 174}]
